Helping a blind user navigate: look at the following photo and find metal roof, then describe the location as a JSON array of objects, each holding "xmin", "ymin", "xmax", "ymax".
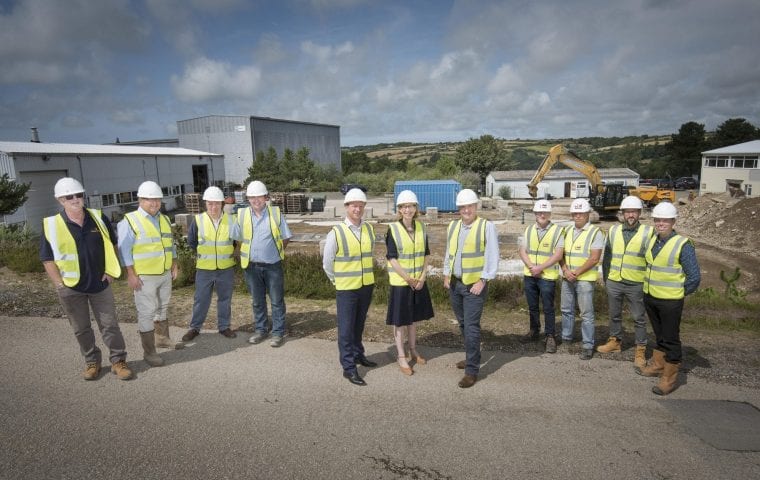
[
  {"xmin": 489, "ymin": 167, "xmax": 639, "ymax": 181},
  {"xmin": 178, "ymin": 114, "xmax": 340, "ymax": 129},
  {"xmin": 702, "ymin": 140, "xmax": 760, "ymax": 155},
  {"xmin": 0, "ymin": 141, "xmax": 221, "ymax": 156}
]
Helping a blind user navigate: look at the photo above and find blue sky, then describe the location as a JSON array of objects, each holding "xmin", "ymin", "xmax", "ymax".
[{"xmin": 1, "ymin": 0, "xmax": 758, "ymax": 146}]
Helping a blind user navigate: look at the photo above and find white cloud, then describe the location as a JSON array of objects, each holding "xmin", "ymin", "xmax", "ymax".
[{"xmin": 171, "ymin": 57, "xmax": 262, "ymax": 102}]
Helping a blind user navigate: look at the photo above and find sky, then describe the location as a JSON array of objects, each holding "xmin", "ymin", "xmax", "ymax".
[{"xmin": 1, "ymin": 0, "xmax": 759, "ymax": 147}]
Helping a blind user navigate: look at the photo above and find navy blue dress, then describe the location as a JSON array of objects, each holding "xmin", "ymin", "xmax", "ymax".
[{"xmin": 385, "ymin": 224, "xmax": 434, "ymax": 326}]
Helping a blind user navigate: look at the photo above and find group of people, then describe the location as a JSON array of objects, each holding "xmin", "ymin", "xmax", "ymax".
[{"xmin": 41, "ymin": 178, "xmax": 700, "ymax": 395}]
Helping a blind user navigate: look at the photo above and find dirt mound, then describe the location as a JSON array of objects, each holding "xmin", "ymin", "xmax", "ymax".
[{"xmin": 676, "ymin": 193, "xmax": 760, "ymax": 258}]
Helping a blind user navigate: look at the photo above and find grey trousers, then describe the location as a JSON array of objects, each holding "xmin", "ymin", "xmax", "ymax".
[
  {"xmin": 605, "ymin": 279, "xmax": 648, "ymax": 345},
  {"xmin": 57, "ymin": 285, "xmax": 127, "ymax": 364}
]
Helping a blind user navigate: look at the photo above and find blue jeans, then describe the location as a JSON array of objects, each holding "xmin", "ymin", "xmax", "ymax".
[
  {"xmin": 336, "ymin": 285, "xmax": 374, "ymax": 373},
  {"xmin": 189, "ymin": 268, "xmax": 234, "ymax": 332},
  {"xmin": 560, "ymin": 279, "xmax": 595, "ymax": 349},
  {"xmin": 523, "ymin": 276, "xmax": 557, "ymax": 336},
  {"xmin": 244, "ymin": 261, "xmax": 286, "ymax": 337},
  {"xmin": 449, "ymin": 279, "xmax": 487, "ymax": 376}
]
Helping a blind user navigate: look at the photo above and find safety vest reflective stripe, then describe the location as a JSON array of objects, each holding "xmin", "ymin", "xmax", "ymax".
[
  {"xmin": 333, "ymin": 222, "xmax": 375, "ymax": 290},
  {"xmin": 564, "ymin": 225, "xmax": 601, "ymax": 281},
  {"xmin": 447, "ymin": 217, "xmax": 486, "ymax": 284},
  {"xmin": 125, "ymin": 211, "xmax": 173, "ymax": 275},
  {"xmin": 238, "ymin": 205, "xmax": 284, "ymax": 268},
  {"xmin": 522, "ymin": 222, "xmax": 561, "ymax": 280},
  {"xmin": 608, "ymin": 224, "xmax": 653, "ymax": 283},
  {"xmin": 196, "ymin": 213, "xmax": 236, "ymax": 270},
  {"xmin": 387, "ymin": 221, "xmax": 426, "ymax": 286},
  {"xmin": 644, "ymin": 235, "xmax": 688, "ymax": 299},
  {"xmin": 44, "ymin": 209, "xmax": 121, "ymax": 286}
]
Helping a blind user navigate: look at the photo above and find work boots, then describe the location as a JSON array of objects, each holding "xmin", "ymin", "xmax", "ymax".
[
  {"xmin": 635, "ymin": 349, "xmax": 665, "ymax": 377},
  {"xmin": 652, "ymin": 362, "xmax": 680, "ymax": 395},
  {"xmin": 154, "ymin": 320, "xmax": 185, "ymax": 350},
  {"xmin": 140, "ymin": 331, "xmax": 164, "ymax": 367},
  {"xmin": 634, "ymin": 345, "xmax": 647, "ymax": 369},
  {"xmin": 596, "ymin": 336, "xmax": 622, "ymax": 353}
]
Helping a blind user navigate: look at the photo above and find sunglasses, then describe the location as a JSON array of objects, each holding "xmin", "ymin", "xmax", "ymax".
[{"xmin": 63, "ymin": 192, "xmax": 85, "ymax": 200}]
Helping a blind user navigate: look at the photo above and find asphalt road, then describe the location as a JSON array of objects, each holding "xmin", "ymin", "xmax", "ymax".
[{"xmin": 2, "ymin": 315, "xmax": 759, "ymax": 480}]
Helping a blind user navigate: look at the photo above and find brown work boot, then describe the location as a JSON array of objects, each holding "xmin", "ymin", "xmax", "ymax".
[
  {"xmin": 633, "ymin": 345, "xmax": 647, "ymax": 369},
  {"xmin": 140, "ymin": 331, "xmax": 164, "ymax": 367},
  {"xmin": 83, "ymin": 362, "xmax": 101, "ymax": 381},
  {"xmin": 458, "ymin": 374, "xmax": 477, "ymax": 388},
  {"xmin": 652, "ymin": 362, "xmax": 680, "ymax": 395},
  {"xmin": 154, "ymin": 320, "xmax": 185, "ymax": 350},
  {"xmin": 636, "ymin": 349, "xmax": 665, "ymax": 377},
  {"xmin": 596, "ymin": 336, "xmax": 622, "ymax": 353},
  {"xmin": 111, "ymin": 360, "xmax": 134, "ymax": 380}
]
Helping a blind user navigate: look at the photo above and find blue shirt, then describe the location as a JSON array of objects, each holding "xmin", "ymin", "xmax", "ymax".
[
  {"xmin": 246, "ymin": 206, "xmax": 292, "ymax": 264},
  {"xmin": 39, "ymin": 210, "xmax": 117, "ymax": 294}
]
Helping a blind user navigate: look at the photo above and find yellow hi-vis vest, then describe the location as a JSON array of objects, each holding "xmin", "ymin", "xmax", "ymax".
[
  {"xmin": 386, "ymin": 220, "xmax": 426, "ymax": 287},
  {"xmin": 195, "ymin": 212, "xmax": 236, "ymax": 270},
  {"xmin": 124, "ymin": 211, "xmax": 173, "ymax": 275},
  {"xmin": 522, "ymin": 222, "xmax": 562, "ymax": 280},
  {"xmin": 238, "ymin": 205, "xmax": 284, "ymax": 268},
  {"xmin": 607, "ymin": 223, "xmax": 654, "ymax": 283},
  {"xmin": 446, "ymin": 217, "xmax": 487, "ymax": 285},
  {"xmin": 333, "ymin": 222, "xmax": 375, "ymax": 290},
  {"xmin": 43, "ymin": 209, "xmax": 121, "ymax": 287},
  {"xmin": 564, "ymin": 225, "xmax": 602, "ymax": 282},
  {"xmin": 643, "ymin": 234, "xmax": 688, "ymax": 299}
]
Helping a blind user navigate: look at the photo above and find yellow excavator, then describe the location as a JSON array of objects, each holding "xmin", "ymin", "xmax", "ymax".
[{"xmin": 527, "ymin": 144, "xmax": 626, "ymax": 218}]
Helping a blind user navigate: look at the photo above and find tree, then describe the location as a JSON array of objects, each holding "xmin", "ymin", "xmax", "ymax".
[
  {"xmin": 0, "ymin": 173, "xmax": 31, "ymax": 216},
  {"xmin": 667, "ymin": 121, "xmax": 706, "ymax": 176},
  {"xmin": 246, "ymin": 147, "xmax": 281, "ymax": 190},
  {"xmin": 711, "ymin": 118, "xmax": 760, "ymax": 149},
  {"xmin": 455, "ymin": 135, "xmax": 514, "ymax": 193}
]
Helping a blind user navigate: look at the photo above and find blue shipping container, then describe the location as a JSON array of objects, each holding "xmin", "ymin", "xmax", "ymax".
[{"xmin": 394, "ymin": 180, "xmax": 461, "ymax": 213}]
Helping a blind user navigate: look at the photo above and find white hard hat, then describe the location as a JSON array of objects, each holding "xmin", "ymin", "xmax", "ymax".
[
  {"xmin": 532, "ymin": 200, "xmax": 552, "ymax": 213},
  {"xmin": 246, "ymin": 180, "xmax": 268, "ymax": 197},
  {"xmin": 570, "ymin": 198, "xmax": 592, "ymax": 213},
  {"xmin": 396, "ymin": 190, "xmax": 418, "ymax": 206},
  {"xmin": 203, "ymin": 186, "xmax": 224, "ymax": 202},
  {"xmin": 455, "ymin": 189, "xmax": 478, "ymax": 206},
  {"xmin": 53, "ymin": 177, "xmax": 84, "ymax": 198},
  {"xmin": 344, "ymin": 188, "xmax": 367, "ymax": 204},
  {"xmin": 652, "ymin": 201, "xmax": 678, "ymax": 219},
  {"xmin": 137, "ymin": 181, "xmax": 163, "ymax": 199},
  {"xmin": 620, "ymin": 195, "xmax": 644, "ymax": 210}
]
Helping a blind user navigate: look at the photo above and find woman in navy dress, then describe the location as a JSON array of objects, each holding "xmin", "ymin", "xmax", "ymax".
[{"xmin": 385, "ymin": 190, "xmax": 434, "ymax": 375}]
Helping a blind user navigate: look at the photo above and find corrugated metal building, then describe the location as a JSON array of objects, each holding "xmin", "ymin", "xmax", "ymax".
[
  {"xmin": 486, "ymin": 167, "xmax": 639, "ymax": 199},
  {"xmin": 0, "ymin": 141, "xmax": 223, "ymax": 231},
  {"xmin": 177, "ymin": 115, "xmax": 341, "ymax": 185}
]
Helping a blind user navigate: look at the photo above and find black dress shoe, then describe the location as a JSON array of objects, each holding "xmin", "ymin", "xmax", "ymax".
[
  {"xmin": 219, "ymin": 328, "xmax": 237, "ymax": 338},
  {"xmin": 356, "ymin": 357, "xmax": 377, "ymax": 368},
  {"xmin": 182, "ymin": 329, "xmax": 200, "ymax": 342},
  {"xmin": 343, "ymin": 371, "xmax": 367, "ymax": 386}
]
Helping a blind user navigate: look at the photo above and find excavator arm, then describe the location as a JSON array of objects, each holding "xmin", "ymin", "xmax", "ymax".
[{"xmin": 527, "ymin": 144, "xmax": 603, "ymax": 198}]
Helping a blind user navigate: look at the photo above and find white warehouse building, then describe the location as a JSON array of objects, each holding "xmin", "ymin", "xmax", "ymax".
[
  {"xmin": 486, "ymin": 167, "xmax": 640, "ymax": 199},
  {"xmin": 700, "ymin": 140, "xmax": 759, "ymax": 196},
  {"xmin": 0, "ymin": 141, "xmax": 223, "ymax": 232}
]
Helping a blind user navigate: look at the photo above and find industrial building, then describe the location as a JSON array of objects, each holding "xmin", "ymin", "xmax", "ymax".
[
  {"xmin": 0, "ymin": 141, "xmax": 223, "ymax": 231},
  {"xmin": 177, "ymin": 115, "xmax": 341, "ymax": 185},
  {"xmin": 486, "ymin": 168, "xmax": 639, "ymax": 199},
  {"xmin": 700, "ymin": 140, "xmax": 759, "ymax": 196}
]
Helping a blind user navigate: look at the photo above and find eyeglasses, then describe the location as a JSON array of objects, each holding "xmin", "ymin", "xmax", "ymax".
[{"xmin": 63, "ymin": 192, "xmax": 84, "ymax": 200}]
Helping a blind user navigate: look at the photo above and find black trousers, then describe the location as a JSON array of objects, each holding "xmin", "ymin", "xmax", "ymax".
[{"xmin": 643, "ymin": 293, "xmax": 684, "ymax": 363}]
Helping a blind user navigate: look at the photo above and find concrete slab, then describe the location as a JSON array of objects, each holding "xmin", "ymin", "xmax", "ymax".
[{"xmin": 664, "ymin": 400, "xmax": 760, "ymax": 451}]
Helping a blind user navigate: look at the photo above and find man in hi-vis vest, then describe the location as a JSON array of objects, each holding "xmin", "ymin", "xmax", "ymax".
[
  {"xmin": 117, "ymin": 180, "xmax": 183, "ymax": 368},
  {"xmin": 559, "ymin": 198, "xmax": 603, "ymax": 361},
  {"xmin": 443, "ymin": 189, "xmax": 499, "ymax": 389},
  {"xmin": 181, "ymin": 186, "xmax": 241, "ymax": 342},
  {"xmin": 322, "ymin": 188, "xmax": 377, "ymax": 386},
  {"xmin": 598, "ymin": 195, "xmax": 654, "ymax": 368},
  {"xmin": 238, "ymin": 180, "xmax": 292, "ymax": 348},
  {"xmin": 41, "ymin": 177, "xmax": 133, "ymax": 381},
  {"xmin": 518, "ymin": 199, "xmax": 564, "ymax": 353},
  {"xmin": 636, "ymin": 202, "xmax": 700, "ymax": 396}
]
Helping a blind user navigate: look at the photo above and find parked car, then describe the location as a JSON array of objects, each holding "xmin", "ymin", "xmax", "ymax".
[
  {"xmin": 674, "ymin": 177, "xmax": 698, "ymax": 190},
  {"xmin": 340, "ymin": 183, "xmax": 368, "ymax": 195}
]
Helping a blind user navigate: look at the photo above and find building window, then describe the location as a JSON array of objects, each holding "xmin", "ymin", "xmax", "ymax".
[
  {"xmin": 745, "ymin": 184, "xmax": 753, "ymax": 196},
  {"xmin": 734, "ymin": 156, "xmax": 758, "ymax": 169},
  {"xmin": 101, "ymin": 194, "xmax": 115, "ymax": 207},
  {"xmin": 704, "ymin": 156, "xmax": 730, "ymax": 167}
]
